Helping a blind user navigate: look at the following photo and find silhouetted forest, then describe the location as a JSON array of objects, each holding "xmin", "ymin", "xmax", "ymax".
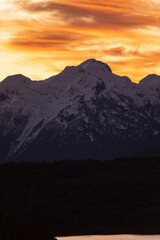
[{"xmin": 1, "ymin": 158, "xmax": 160, "ymax": 239}]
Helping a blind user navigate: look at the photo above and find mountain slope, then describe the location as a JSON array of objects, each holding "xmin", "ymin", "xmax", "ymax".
[{"xmin": 0, "ymin": 59, "xmax": 160, "ymax": 162}]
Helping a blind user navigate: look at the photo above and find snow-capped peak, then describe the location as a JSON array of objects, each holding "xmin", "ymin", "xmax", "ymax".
[
  {"xmin": 78, "ymin": 58, "xmax": 112, "ymax": 74},
  {"xmin": 44, "ymin": 59, "xmax": 113, "ymax": 94}
]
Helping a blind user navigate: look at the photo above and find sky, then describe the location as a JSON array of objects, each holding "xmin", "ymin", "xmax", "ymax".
[{"xmin": 0, "ymin": 0, "xmax": 160, "ymax": 82}]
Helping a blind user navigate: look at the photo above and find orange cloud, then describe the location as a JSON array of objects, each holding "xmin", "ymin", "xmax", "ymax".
[
  {"xmin": 0, "ymin": 0, "xmax": 160, "ymax": 81},
  {"xmin": 14, "ymin": 0, "xmax": 160, "ymax": 29}
]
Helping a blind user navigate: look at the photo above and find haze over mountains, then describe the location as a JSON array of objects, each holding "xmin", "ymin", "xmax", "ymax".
[{"xmin": 0, "ymin": 59, "xmax": 160, "ymax": 162}]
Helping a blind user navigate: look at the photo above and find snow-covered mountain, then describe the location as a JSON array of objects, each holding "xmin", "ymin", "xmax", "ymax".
[{"xmin": 1, "ymin": 58, "xmax": 160, "ymax": 162}]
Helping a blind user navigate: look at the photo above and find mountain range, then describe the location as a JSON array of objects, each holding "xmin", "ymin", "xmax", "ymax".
[{"xmin": 1, "ymin": 58, "xmax": 160, "ymax": 162}]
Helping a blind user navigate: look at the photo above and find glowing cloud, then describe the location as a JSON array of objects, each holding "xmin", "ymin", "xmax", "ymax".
[{"xmin": 0, "ymin": 0, "xmax": 160, "ymax": 81}]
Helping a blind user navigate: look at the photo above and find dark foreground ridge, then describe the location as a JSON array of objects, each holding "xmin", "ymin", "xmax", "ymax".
[{"xmin": 1, "ymin": 157, "xmax": 160, "ymax": 238}]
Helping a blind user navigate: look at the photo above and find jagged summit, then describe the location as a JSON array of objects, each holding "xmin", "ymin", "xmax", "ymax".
[
  {"xmin": 45, "ymin": 59, "xmax": 113, "ymax": 91},
  {"xmin": 139, "ymin": 74, "xmax": 160, "ymax": 87},
  {"xmin": 0, "ymin": 60, "xmax": 159, "ymax": 88},
  {"xmin": 79, "ymin": 58, "xmax": 112, "ymax": 73},
  {"xmin": 1, "ymin": 74, "xmax": 31, "ymax": 89}
]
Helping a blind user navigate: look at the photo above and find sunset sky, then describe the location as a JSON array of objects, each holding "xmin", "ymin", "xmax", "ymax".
[{"xmin": 1, "ymin": 0, "xmax": 160, "ymax": 82}]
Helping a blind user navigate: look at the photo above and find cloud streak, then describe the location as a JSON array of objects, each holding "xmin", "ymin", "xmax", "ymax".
[{"xmin": 14, "ymin": 0, "xmax": 160, "ymax": 29}]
